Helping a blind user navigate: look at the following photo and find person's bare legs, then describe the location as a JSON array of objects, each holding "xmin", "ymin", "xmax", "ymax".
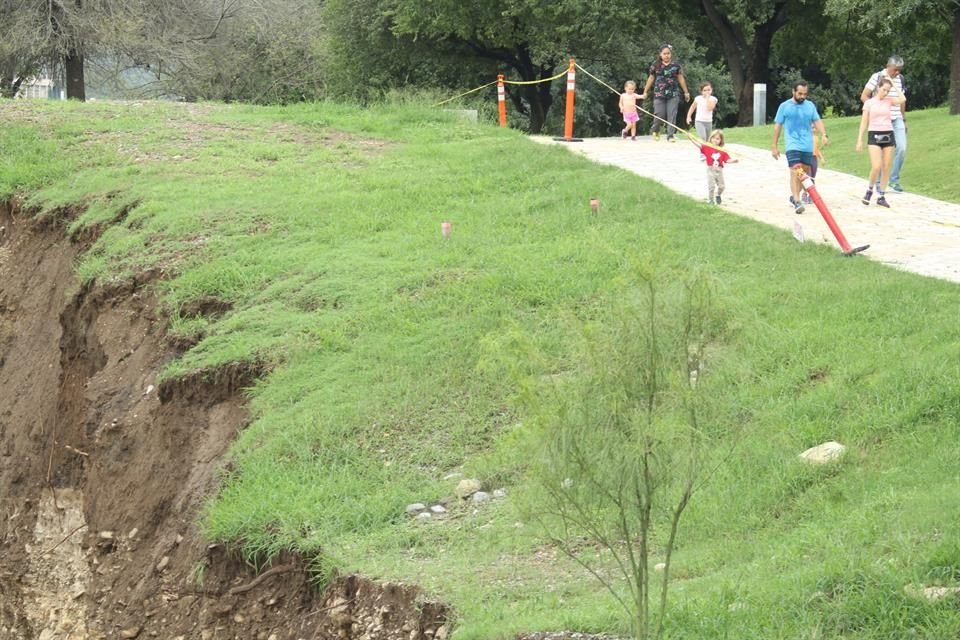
[
  {"xmin": 879, "ymin": 147, "xmax": 894, "ymax": 192},
  {"xmin": 867, "ymin": 145, "xmax": 883, "ymax": 188}
]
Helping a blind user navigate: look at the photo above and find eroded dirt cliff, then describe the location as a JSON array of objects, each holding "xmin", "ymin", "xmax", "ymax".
[{"xmin": 0, "ymin": 200, "xmax": 449, "ymax": 640}]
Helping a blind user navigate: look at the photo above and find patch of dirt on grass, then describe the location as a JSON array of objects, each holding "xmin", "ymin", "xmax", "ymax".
[{"xmin": 0, "ymin": 198, "xmax": 449, "ymax": 639}]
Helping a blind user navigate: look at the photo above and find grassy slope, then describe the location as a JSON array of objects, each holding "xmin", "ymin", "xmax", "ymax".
[{"xmin": 2, "ymin": 99, "xmax": 959, "ymax": 639}]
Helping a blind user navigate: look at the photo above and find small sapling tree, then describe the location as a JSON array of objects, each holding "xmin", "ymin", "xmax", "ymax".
[{"xmin": 522, "ymin": 264, "xmax": 728, "ymax": 639}]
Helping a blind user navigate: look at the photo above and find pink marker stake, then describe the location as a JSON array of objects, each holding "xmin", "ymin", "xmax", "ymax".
[
  {"xmin": 441, "ymin": 221, "xmax": 452, "ymax": 239},
  {"xmin": 589, "ymin": 198, "xmax": 600, "ymax": 214}
]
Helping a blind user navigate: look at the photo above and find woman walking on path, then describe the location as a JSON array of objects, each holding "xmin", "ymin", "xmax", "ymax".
[
  {"xmin": 861, "ymin": 55, "xmax": 907, "ymax": 192},
  {"xmin": 856, "ymin": 77, "xmax": 905, "ymax": 208},
  {"xmin": 640, "ymin": 45, "xmax": 690, "ymax": 142}
]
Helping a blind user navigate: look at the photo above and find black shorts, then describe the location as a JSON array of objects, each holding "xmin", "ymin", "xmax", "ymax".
[{"xmin": 868, "ymin": 131, "xmax": 895, "ymax": 148}]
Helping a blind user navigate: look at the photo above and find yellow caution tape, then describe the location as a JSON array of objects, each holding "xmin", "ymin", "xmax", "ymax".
[
  {"xmin": 502, "ymin": 69, "xmax": 569, "ymax": 85},
  {"xmin": 433, "ymin": 68, "xmax": 566, "ymax": 107},
  {"xmin": 575, "ymin": 64, "xmax": 620, "ymax": 95},
  {"xmin": 433, "ymin": 80, "xmax": 499, "ymax": 107}
]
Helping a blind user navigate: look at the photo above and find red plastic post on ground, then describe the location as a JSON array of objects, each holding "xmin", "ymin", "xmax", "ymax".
[
  {"xmin": 794, "ymin": 165, "xmax": 869, "ymax": 256},
  {"xmin": 497, "ymin": 75, "xmax": 507, "ymax": 128}
]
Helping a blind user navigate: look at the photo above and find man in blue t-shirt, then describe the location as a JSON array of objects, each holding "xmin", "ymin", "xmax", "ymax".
[{"xmin": 771, "ymin": 80, "xmax": 830, "ymax": 214}]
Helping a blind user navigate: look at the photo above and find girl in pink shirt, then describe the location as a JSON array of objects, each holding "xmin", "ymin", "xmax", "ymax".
[
  {"xmin": 619, "ymin": 81, "xmax": 640, "ymax": 140},
  {"xmin": 856, "ymin": 78, "xmax": 906, "ymax": 207}
]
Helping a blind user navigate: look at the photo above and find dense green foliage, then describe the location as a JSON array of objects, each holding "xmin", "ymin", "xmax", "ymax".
[
  {"xmin": 2, "ymin": 99, "xmax": 960, "ymax": 638},
  {"xmin": 4, "ymin": 0, "xmax": 957, "ymax": 128}
]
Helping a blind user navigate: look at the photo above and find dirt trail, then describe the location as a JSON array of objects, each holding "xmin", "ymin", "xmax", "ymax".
[{"xmin": 533, "ymin": 135, "xmax": 960, "ymax": 284}]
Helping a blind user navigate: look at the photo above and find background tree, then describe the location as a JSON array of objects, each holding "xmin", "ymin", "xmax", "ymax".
[
  {"xmin": 824, "ymin": 0, "xmax": 960, "ymax": 114},
  {"xmin": 382, "ymin": 0, "xmax": 657, "ymax": 132},
  {"xmin": 0, "ymin": 0, "xmax": 90, "ymax": 99},
  {"xmin": 141, "ymin": 0, "xmax": 326, "ymax": 103},
  {"xmin": 679, "ymin": 0, "xmax": 825, "ymax": 126},
  {"xmin": 0, "ymin": 1, "xmax": 47, "ymax": 97}
]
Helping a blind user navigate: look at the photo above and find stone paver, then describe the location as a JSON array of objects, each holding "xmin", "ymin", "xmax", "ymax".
[{"xmin": 532, "ymin": 135, "xmax": 960, "ymax": 284}]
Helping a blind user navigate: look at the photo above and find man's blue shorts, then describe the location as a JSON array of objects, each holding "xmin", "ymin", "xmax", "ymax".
[{"xmin": 786, "ymin": 150, "xmax": 815, "ymax": 168}]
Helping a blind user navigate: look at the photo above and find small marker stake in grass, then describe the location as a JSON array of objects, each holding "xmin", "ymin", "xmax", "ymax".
[
  {"xmin": 589, "ymin": 198, "xmax": 600, "ymax": 214},
  {"xmin": 441, "ymin": 221, "xmax": 452, "ymax": 239},
  {"xmin": 792, "ymin": 221, "xmax": 805, "ymax": 243}
]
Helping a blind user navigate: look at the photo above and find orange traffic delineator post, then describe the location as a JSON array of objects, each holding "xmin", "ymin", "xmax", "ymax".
[
  {"xmin": 795, "ymin": 166, "xmax": 869, "ymax": 256},
  {"xmin": 553, "ymin": 59, "xmax": 583, "ymax": 142},
  {"xmin": 496, "ymin": 75, "xmax": 507, "ymax": 128}
]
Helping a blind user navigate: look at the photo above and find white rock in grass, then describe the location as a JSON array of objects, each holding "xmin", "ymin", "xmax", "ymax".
[
  {"xmin": 492, "ymin": 488, "xmax": 507, "ymax": 499},
  {"xmin": 429, "ymin": 505, "xmax": 447, "ymax": 514},
  {"xmin": 923, "ymin": 586, "xmax": 960, "ymax": 602},
  {"xmin": 415, "ymin": 512, "xmax": 432, "ymax": 521},
  {"xmin": 405, "ymin": 503, "xmax": 427, "ymax": 515},
  {"xmin": 799, "ymin": 441, "xmax": 847, "ymax": 464},
  {"xmin": 904, "ymin": 584, "xmax": 960, "ymax": 602},
  {"xmin": 472, "ymin": 491, "xmax": 490, "ymax": 504},
  {"xmin": 456, "ymin": 478, "xmax": 482, "ymax": 498},
  {"xmin": 654, "ymin": 562, "xmax": 666, "ymax": 572}
]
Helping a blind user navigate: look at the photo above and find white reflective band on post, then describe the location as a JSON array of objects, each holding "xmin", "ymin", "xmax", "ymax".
[{"xmin": 802, "ymin": 178, "xmax": 814, "ymax": 188}]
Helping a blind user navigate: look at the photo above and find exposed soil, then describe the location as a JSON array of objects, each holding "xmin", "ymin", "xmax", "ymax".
[{"xmin": 0, "ymin": 199, "xmax": 449, "ymax": 639}]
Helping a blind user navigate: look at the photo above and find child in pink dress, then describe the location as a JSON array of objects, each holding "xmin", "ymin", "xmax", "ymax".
[{"xmin": 619, "ymin": 81, "xmax": 640, "ymax": 140}]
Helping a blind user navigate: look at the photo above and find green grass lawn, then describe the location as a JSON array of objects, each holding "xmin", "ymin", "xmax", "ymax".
[
  {"xmin": 2, "ymin": 98, "xmax": 959, "ymax": 639},
  {"xmin": 728, "ymin": 106, "xmax": 960, "ymax": 203}
]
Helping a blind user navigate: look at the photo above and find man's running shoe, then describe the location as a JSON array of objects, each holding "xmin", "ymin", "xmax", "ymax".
[
  {"xmin": 789, "ymin": 195, "xmax": 804, "ymax": 214},
  {"xmin": 889, "ymin": 183, "xmax": 903, "ymax": 193}
]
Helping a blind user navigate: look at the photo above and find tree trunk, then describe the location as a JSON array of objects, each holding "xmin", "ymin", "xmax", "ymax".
[
  {"xmin": 514, "ymin": 48, "xmax": 555, "ymax": 134},
  {"xmin": 0, "ymin": 75, "xmax": 22, "ymax": 98},
  {"xmin": 65, "ymin": 49, "xmax": 85, "ymax": 101},
  {"xmin": 522, "ymin": 80, "xmax": 554, "ymax": 134},
  {"xmin": 700, "ymin": 0, "xmax": 787, "ymax": 126},
  {"xmin": 951, "ymin": 7, "xmax": 960, "ymax": 115}
]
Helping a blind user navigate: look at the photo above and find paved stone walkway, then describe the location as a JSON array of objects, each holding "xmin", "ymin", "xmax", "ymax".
[{"xmin": 532, "ymin": 135, "xmax": 960, "ymax": 284}]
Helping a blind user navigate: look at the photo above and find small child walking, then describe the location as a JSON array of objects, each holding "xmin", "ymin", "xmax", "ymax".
[
  {"xmin": 619, "ymin": 81, "xmax": 640, "ymax": 140},
  {"xmin": 686, "ymin": 82, "xmax": 718, "ymax": 142},
  {"xmin": 698, "ymin": 129, "xmax": 737, "ymax": 204}
]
